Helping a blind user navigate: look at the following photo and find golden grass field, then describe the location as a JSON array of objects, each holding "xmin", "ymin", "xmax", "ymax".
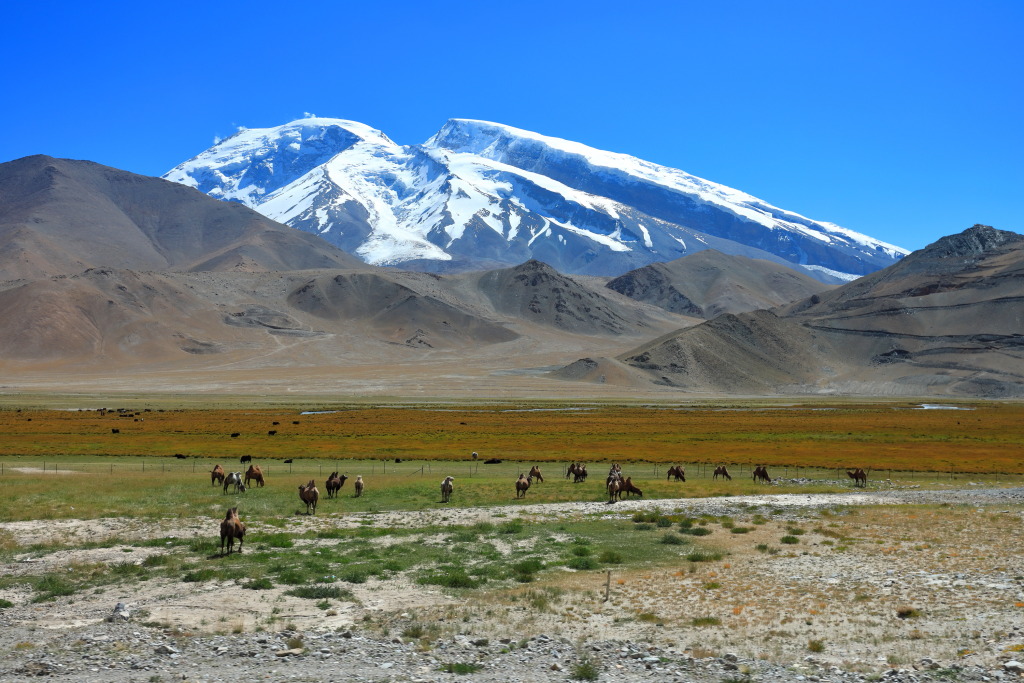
[{"xmin": 0, "ymin": 400, "xmax": 1021, "ymax": 473}]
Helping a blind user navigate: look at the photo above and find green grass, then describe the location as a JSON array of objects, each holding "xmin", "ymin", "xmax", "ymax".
[
  {"xmin": 439, "ymin": 662, "xmax": 484, "ymax": 675},
  {"xmin": 691, "ymin": 616, "xmax": 721, "ymax": 626}
]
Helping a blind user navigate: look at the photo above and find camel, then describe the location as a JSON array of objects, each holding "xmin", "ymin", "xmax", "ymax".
[
  {"xmin": 210, "ymin": 464, "xmax": 225, "ymax": 486},
  {"xmin": 219, "ymin": 507, "xmax": 245, "ymax": 555},
  {"xmin": 713, "ymin": 466, "xmax": 732, "ymax": 481},
  {"xmin": 621, "ymin": 476, "xmax": 643, "ymax": 498},
  {"xmin": 326, "ymin": 471, "xmax": 347, "ymax": 498},
  {"xmin": 298, "ymin": 479, "xmax": 318, "ymax": 515},
  {"xmin": 753, "ymin": 466, "xmax": 772, "ymax": 484},
  {"xmin": 354, "ymin": 475, "xmax": 364, "ymax": 498},
  {"xmin": 244, "ymin": 464, "xmax": 264, "ymax": 488},
  {"xmin": 574, "ymin": 463, "xmax": 588, "ymax": 483},
  {"xmin": 440, "ymin": 476, "xmax": 455, "ymax": 503},
  {"xmin": 515, "ymin": 473, "xmax": 531, "ymax": 498},
  {"xmin": 607, "ymin": 476, "xmax": 623, "ymax": 503},
  {"xmin": 847, "ymin": 468, "xmax": 867, "ymax": 487},
  {"xmin": 666, "ymin": 465, "xmax": 686, "ymax": 482},
  {"xmin": 528, "ymin": 465, "xmax": 544, "ymax": 483}
]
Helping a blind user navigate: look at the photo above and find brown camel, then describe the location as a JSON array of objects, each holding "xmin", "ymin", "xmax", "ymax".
[
  {"xmin": 244, "ymin": 464, "xmax": 264, "ymax": 488},
  {"xmin": 219, "ymin": 507, "xmax": 245, "ymax": 554},
  {"xmin": 528, "ymin": 465, "xmax": 544, "ymax": 483},
  {"xmin": 298, "ymin": 480, "xmax": 319, "ymax": 515},
  {"xmin": 713, "ymin": 465, "xmax": 732, "ymax": 481},
  {"xmin": 666, "ymin": 465, "xmax": 686, "ymax": 482},
  {"xmin": 515, "ymin": 474, "xmax": 531, "ymax": 498},
  {"xmin": 210, "ymin": 464, "xmax": 225, "ymax": 486}
]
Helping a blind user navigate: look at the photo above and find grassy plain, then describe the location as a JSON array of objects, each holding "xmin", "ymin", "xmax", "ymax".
[{"xmin": 0, "ymin": 400, "xmax": 1021, "ymax": 473}]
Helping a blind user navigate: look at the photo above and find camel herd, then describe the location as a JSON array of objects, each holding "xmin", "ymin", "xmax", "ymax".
[{"xmin": 210, "ymin": 459, "xmax": 870, "ymax": 553}]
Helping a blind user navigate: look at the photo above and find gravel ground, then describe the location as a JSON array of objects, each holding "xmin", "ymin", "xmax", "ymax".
[{"xmin": 3, "ymin": 485, "xmax": 1024, "ymax": 682}]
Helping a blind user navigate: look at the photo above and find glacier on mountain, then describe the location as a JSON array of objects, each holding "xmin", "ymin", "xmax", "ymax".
[{"xmin": 164, "ymin": 117, "xmax": 907, "ymax": 281}]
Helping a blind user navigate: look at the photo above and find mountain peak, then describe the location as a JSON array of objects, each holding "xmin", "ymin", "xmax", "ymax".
[
  {"xmin": 922, "ymin": 224, "xmax": 1023, "ymax": 258},
  {"xmin": 164, "ymin": 116, "xmax": 909, "ymax": 281}
]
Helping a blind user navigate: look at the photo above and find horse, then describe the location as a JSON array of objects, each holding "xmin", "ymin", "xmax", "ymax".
[
  {"xmin": 528, "ymin": 465, "xmax": 544, "ymax": 484},
  {"xmin": 210, "ymin": 464, "xmax": 225, "ymax": 486},
  {"xmin": 713, "ymin": 466, "xmax": 732, "ymax": 481},
  {"xmin": 753, "ymin": 466, "xmax": 772, "ymax": 484},
  {"xmin": 298, "ymin": 480, "xmax": 319, "ymax": 515},
  {"xmin": 219, "ymin": 507, "xmax": 245, "ymax": 555},
  {"xmin": 847, "ymin": 468, "xmax": 867, "ymax": 487},
  {"xmin": 666, "ymin": 465, "xmax": 686, "ymax": 482},
  {"xmin": 244, "ymin": 464, "xmax": 264, "ymax": 488},
  {"xmin": 223, "ymin": 471, "xmax": 243, "ymax": 493},
  {"xmin": 515, "ymin": 474, "xmax": 531, "ymax": 498},
  {"xmin": 440, "ymin": 476, "xmax": 454, "ymax": 503}
]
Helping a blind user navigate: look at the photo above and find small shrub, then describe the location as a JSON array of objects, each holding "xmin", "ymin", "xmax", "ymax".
[
  {"xmin": 787, "ymin": 527, "xmax": 806, "ymax": 536},
  {"xmin": 570, "ymin": 656, "xmax": 600, "ymax": 681},
  {"xmin": 242, "ymin": 578, "xmax": 273, "ymax": 590},
  {"xmin": 566, "ymin": 556, "xmax": 600, "ymax": 570},
  {"xmin": 0, "ymin": 598, "xmax": 13, "ymax": 608},
  {"xmin": 896, "ymin": 606, "xmax": 921, "ymax": 620},
  {"xmin": 419, "ymin": 567, "xmax": 479, "ymax": 589},
  {"xmin": 681, "ymin": 527, "xmax": 712, "ymax": 537},
  {"xmin": 402, "ymin": 623, "xmax": 426, "ymax": 639},
  {"xmin": 182, "ymin": 568, "xmax": 217, "ymax": 583},
  {"xmin": 808, "ymin": 639, "xmax": 825, "ymax": 653},
  {"xmin": 702, "ymin": 581, "xmax": 721, "ymax": 590},
  {"xmin": 730, "ymin": 527, "xmax": 751, "ymax": 534},
  {"xmin": 633, "ymin": 523, "xmax": 654, "ymax": 531},
  {"xmin": 780, "ymin": 535, "xmax": 800, "ymax": 545},
  {"xmin": 690, "ymin": 616, "xmax": 721, "ymax": 627},
  {"xmin": 656, "ymin": 517, "xmax": 673, "ymax": 528},
  {"xmin": 598, "ymin": 550, "xmax": 624, "ymax": 564},
  {"xmin": 571, "ymin": 546, "xmax": 592, "ymax": 557}
]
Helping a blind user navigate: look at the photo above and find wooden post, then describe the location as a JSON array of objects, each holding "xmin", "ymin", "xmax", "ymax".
[{"xmin": 604, "ymin": 570, "xmax": 612, "ymax": 602}]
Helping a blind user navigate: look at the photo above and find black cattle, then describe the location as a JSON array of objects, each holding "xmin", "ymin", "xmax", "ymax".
[
  {"xmin": 240, "ymin": 454, "xmax": 252, "ymax": 464},
  {"xmin": 283, "ymin": 458, "xmax": 293, "ymax": 464}
]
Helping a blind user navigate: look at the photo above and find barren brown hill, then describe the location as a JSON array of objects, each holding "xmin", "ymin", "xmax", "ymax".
[
  {"xmin": 0, "ymin": 155, "xmax": 361, "ymax": 280},
  {"xmin": 609, "ymin": 225, "xmax": 1024, "ymax": 397},
  {"xmin": 606, "ymin": 249, "xmax": 833, "ymax": 318}
]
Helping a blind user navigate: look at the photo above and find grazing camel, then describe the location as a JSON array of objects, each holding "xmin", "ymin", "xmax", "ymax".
[
  {"xmin": 244, "ymin": 465, "xmax": 264, "ymax": 488},
  {"xmin": 210, "ymin": 464, "xmax": 225, "ymax": 486},
  {"xmin": 298, "ymin": 480, "xmax": 319, "ymax": 515},
  {"xmin": 847, "ymin": 468, "xmax": 867, "ymax": 487},
  {"xmin": 713, "ymin": 466, "xmax": 732, "ymax": 481},
  {"xmin": 223, "ymin": 471, "xmax": 243, "ymax": 494},
  {"xmin": 573, "ymin": 463, "xmax": 588, "ymax": 483},
  {"xmin": 666, "ymin": 465, "xmax": 686, "ymax": 482},
  {"xmin": 528, "ymin": 465, "xmax": 544, "ymax": 483},
  {"xmin": 219, "ymin": 507, "xmax": 246, "ymax": 555},
  {"xmin": 440, "ymin": 476, "xmax": 455, "ymax": 503},
  {"xmin": 354, "ymin": 475, "xmax": 364, "ymax": 498},
  {"xmin": 621, "ymin": 476, "xmax": 643, "ymax": 498},
  {"xmin": 566, "ymin": 462, "xmax": 582, "ymax": 480},
  {"xmin": 515, "ymin": 474, "xmax": 531, "ymax": 498},
  {"xmin": 326, "ymin": 471, "xmax": 347, "ymax": 499},
  {"xmin": 753, "ymin": 466, "xmax": 772, "ymax": 484}
]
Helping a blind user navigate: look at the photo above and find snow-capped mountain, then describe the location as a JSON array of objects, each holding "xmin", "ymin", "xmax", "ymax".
[{"xmin": 165, "ymin": 117, "xmax": 908, "ymax": 281}]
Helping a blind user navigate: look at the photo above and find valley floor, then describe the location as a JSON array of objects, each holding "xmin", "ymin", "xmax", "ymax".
[{"xmin": 2, "ymin": 487, "xmax": 1024, "ymax": 681}]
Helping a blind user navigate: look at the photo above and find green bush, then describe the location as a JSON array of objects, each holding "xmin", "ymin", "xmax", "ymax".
[{"xmin": 780, "ymin": 535, "xmax": 800, "ymax": 545}]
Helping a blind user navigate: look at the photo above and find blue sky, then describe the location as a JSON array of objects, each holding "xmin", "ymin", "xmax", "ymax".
[{"xmin": 2, "ymin": 0, "xmax": 1020, "ymax": 252}]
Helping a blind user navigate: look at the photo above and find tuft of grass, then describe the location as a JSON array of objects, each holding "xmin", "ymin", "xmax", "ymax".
[
  {"xmin": 896, "ymin": 606, "xmax": 921, "ymax": 619},
  {"xmin": 32, "ymin": 574, "xmax": 76, "ymax": 602},
  {"xmin": 660, "ymin": 533, "xmax": 687, "ymax": 545},
  {"xmin": 439, "ymin": 662, "xmax": 484, "ymax": 675},
  {"xmin": 0, "ymin": 598, "xmax": 13, "ymax": 608},
  {"xmin": 681, "ymin": 526, "xmax": 712, "ymax": 536},
  {"xmin": 686, "ymin": 549, "xmax": 723, "ymax": 563},
  {"xmin": 285, "ymin": 585, "xmax": 352, "ymax": 600},
  {"xmin": 730, "ymin": 527, "xmax": 752, "ymax": 534},
  {"xmin": 242, "ymin": 577, "xmax": 273, "ymax": 590},
  {"xmin": 702, "ymin": 581, "xmax": 721, "ymax": 590},
  {"xmin": 566, "ymin": 556, "xmax": 600, "ymax": 570},
  {"xmin": 418, "ymin": 567, "xmax": 479, "ymax": 589},
  {"xmin": 808, "ymin": 639, "xmax": 825, "ymax": 653},
  {"xmin": 690, "ymin": 616, "xmax": 721, "ymax": 627},
  {"xmin": 780, "ymin": 535, "xmax": 800, "ymax": 545},
  {"xmin": 598, "ymin": 550, "xmax": 624, "ymax": 564}
]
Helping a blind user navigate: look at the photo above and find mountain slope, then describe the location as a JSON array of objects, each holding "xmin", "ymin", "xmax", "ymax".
[
  {"xmin": 165, "ymin": 117, "xmax": 907, "ymax": 281},
  {"xmin": 611, "ymin": 225, "xmax": 1024, "ymax": 396},
  {"xmin": 0, "ymin": 155, "xmax": 362, "ymax": 280},
  {"xmin": 606, "ymin": 250, "xmax": 833, "ymax": 318}
]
